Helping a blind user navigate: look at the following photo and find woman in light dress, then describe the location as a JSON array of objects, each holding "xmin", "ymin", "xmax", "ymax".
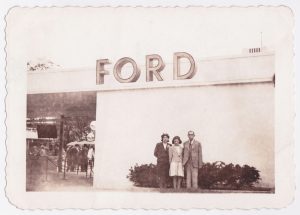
[{"xmin": 169, "ymin": 136, "xmax": 184, "ymax": 189}]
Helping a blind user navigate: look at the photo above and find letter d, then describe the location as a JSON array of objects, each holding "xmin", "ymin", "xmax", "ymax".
[{"xmin": 173, "ymin": 52, "xmax": 196, "ymax": 80}]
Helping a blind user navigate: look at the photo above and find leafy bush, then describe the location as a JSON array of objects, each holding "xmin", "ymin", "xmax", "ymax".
[
  {"xmin": 198, "ymin": 161, "xmax": 261, "ymax": 189},
  {"xmin": 127, "ymin": 163, "xmax": 158, "ymax": 187},
  {"xmin": 127, "ymin": 161, "xmax": 261, "ymax": 189}
]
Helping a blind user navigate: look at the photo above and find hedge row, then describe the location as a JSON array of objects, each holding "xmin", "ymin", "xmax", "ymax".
[{"xmin": 127, "ymin": 161, "xmax": 261, "ymax": 189}]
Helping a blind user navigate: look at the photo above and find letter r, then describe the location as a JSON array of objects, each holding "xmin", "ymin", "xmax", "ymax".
[{"xmin": 146, "ymin": 54, "xmax": 165, "ymax": 82}]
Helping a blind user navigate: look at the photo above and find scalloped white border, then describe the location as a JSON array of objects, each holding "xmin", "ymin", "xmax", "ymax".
[{"xmin": 3, "ymin": 5, "xmax": 295, "ymax": 210}]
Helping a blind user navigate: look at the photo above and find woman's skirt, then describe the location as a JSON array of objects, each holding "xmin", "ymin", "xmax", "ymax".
[{"xmin": 169, "ymin": 161, "xmax": 184, "ymax": 177}]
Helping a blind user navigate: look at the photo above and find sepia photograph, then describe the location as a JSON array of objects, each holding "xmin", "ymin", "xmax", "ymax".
[
  {"xmin": 5, "ymin": 6, "xmax": 294, "ymax": 209},
  {"xmin": 26, "ymin": 52, "xmax": 275, "ymax": 193}
]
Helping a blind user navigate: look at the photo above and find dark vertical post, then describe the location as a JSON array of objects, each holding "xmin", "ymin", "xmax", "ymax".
[
  {"xmin": 45, "ymin": 157, "xmax": 48, "ymax": 181},
  {"xmin": 58, "ymin": 115, "xmax": 64, "ymax": 172}
]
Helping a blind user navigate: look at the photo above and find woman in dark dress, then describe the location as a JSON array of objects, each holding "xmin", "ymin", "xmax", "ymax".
[{"xmin": 154, "ymin": 133, "xmax": 171, "ymax": 189}]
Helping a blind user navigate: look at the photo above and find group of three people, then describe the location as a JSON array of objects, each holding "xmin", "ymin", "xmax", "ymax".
[{"xmin": 154, "ymin": 131, "xmax": 203, "ymax": 189}]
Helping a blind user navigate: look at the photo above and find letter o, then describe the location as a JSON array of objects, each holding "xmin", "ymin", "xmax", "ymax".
[{"xmin": 113, "ymin": 57, "xmax": 141, "ymax": 83}]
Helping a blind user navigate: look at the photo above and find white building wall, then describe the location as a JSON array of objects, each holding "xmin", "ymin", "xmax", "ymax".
[{"xmin": 94, "ymin": 83, "xmax": 274, "ymax": 189}]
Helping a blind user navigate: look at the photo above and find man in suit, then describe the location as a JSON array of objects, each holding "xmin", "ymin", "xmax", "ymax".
[
  {"xmin": 183, "ymin": 130, "xmax": 203, "ymax": 189},
  {"xmin": 154, "ymin": 133, "xmax": 171, "ymax": 189}
]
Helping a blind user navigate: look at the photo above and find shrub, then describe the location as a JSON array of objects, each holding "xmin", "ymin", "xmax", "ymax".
[
  {"xmin": 198, "ymin": 162, "xmax": 261, "ymax": 189},
  {"xmin": 127, "ymin": 161, "xmax": 261, "ymax": 189},
  {"xmin": 127, "ymin": 163, "xmax": 159, "ymax": 187}
]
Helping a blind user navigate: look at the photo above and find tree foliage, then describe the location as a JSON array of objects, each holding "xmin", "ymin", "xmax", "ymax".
[{"xmin": 27, "ymin": 59, "xmax": 60, "ymax": 71}]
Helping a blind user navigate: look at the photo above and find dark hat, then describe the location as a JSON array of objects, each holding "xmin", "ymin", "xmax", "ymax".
[{"xmin": 161, "ymin": 133, "xmax": 170, "ymax": 141}]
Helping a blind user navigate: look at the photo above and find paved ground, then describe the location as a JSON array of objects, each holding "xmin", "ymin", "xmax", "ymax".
[
  {"xmin": 27, "ymin": 170, "xmax": 93, "ymax": 191},
  {"xmin": 116, "ymin": 187, "xmax": 274, "ymax": 193},
  {"xmin": 26, "ymin": 160, "xmax": 273, "ymax": 193},
  {"xmin": 27, "ymin": 170, "xmax": 273, "ymax": 193}
]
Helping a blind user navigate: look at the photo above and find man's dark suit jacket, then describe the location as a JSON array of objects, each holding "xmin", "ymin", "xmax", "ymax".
[{"xmin": 182, "ymin": 140, "xmax": 203, "ymax": 168}]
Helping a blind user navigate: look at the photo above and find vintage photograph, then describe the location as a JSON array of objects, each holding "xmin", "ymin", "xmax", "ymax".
[
  {"xmin": 5, "ymin": 6, "xmax": 294, "ymax": 209},
  {"xmin": 25, "ymin": 41, "xmax": 275, "ymax": 194},
  {"xmin": 26, "ymin": 52, "xmax": 275, "ymax": 193}
]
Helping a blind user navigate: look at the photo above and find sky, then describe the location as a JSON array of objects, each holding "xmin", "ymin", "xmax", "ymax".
[{"xmin": 6, "ymin": 6, "xmax": 293, "ymax": 70}]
